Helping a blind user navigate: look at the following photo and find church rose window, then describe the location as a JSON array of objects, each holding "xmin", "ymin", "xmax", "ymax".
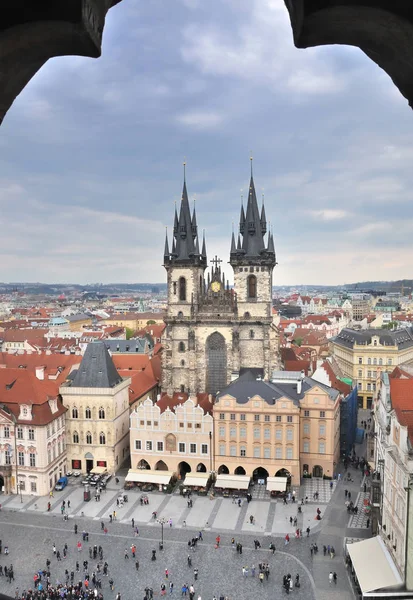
[{"xmin": 247, "ymin": 275, "xmax": 257, "ymax": 299}]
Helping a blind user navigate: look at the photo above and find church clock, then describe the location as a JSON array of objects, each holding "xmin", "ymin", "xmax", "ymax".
[{"xmin": 211, "ymin": 281, "xmax": 221, "ymax": 293}]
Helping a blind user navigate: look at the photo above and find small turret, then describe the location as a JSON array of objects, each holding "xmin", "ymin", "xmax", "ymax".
[{"xmin": 164, "ymin": 229, "xmax": 170, "ymax": 264}]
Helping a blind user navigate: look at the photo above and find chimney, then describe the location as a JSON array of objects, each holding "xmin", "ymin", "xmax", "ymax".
[
  {"xmin": 297, "ymin": 378, "xmax": 302, "ymax": 394},
  {"xmin": 35, "ymin": 366, "xmax": 45, "ymax": 380}
]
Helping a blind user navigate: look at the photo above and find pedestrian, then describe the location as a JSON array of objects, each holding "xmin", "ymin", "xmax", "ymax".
[
  {"xmin": 323, "ymin": 545, "xmax": 327, "ymax": 556},
  {"xmin": 165, "ymin": 568, "xmax": 169, "ymax": 579},
  {"xmin": 198, "ymin": 531, "xmax": 203, "ymax": 541},
  {"xmin": 306, "ymin": 526, "xmax": 310, "ymax": 537},
  {"xmin": 124, "ymin": 549, "xmax": 129, "ymax": 559},
  {"xmin": 367, "ymin": 518, "xmax": 370, "ymax": 528},
  {"xmin": 194, "ymin": 568, "xmax": 198, "ymax": 581},
  {"xmin": 169, "ymin": 518, "xmax": 173, "ymax": 527},
  {"xmin": 285, "ymin": 534, "xmax": 290, "ymax": 546},
  {"xmin": 101, "ymin": 521, "xmax": 105, "ymax": 530},
  {"xmin": 333, "ymin": 572, "xmax": 337, "ymax": 584},
  {"xmin": 329, "ymin": 572, "xmax": 333, "ymax": 585},
  {"xmin": 215, "ymin": 535, "xmax": 220, "ymax": 548},
  {"xmin": 169, "ymin": 582, "xmax": 174, "ymax": 595},
  {"xmin": 330, "ymin": 546, "xmax": 335, "ymax": 559},
  {"xmin": 68, "ymin": 500, "xmax": 70, "ymax": 508}
]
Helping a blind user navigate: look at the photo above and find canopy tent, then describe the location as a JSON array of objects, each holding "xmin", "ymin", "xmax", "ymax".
[
  {"xmin": 266, "ymin": 476, "xmax": 287, "ymax": 492},
  {"xmin": 91, "ymin": 466, "xmax": 107, "ymax": 475},
  {"xmin": 215, "ymin": 474, "xmax": 251, "ymax": 490},
  {"xmin": 347, "ymin": 536, "xmax": 403, "ymax": 595},
  {"xmin": 183, "ymin": 473, "xmax": 209, "ymax": 487},
  {"xmin": 125, "ymin": 470, "xmax": 174, "ymax": 485}
]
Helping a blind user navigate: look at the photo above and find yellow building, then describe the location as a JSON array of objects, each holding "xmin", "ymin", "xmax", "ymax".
[
  {"xmin": 103, "ymin": 312, "xmax": 165, "ymax": 331},
  {"xmin": 214, "ymin": 370, "xmax": 341, "ymax": 487},
  {"xmin": 331, "ymin": 328, "xmax": 413, "ymax": 409}
]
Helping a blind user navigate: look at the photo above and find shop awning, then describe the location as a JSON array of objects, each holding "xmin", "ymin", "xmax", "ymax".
[
  {"xmin": 125, "ymin": 470, "xmax": 174, "ymax": 485},
  {"xmin": 91, "ymin": 466, "xmax": 107, "ymax": 475},
  {"xmin": 266, "ymin": 476, "xmax": 287, "ymax": 492},
  {"xmin": 215, "ymin": 474, "xmax": 251, "ymax": 490},
  {"xmin": 346, "ymin": 536, "xmax": 403, "ymax": 595},
  {"xmin": 183, "ymin": 473, "xmax": 209, "ymax": 487}
]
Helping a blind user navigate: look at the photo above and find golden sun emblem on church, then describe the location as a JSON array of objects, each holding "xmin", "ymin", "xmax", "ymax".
[{"xmin": 211, "ymin": 281, "xmax": 221, "ymax": 293}]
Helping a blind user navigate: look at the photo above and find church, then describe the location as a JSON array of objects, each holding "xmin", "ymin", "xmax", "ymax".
[{"xmin": 161, "ymin": 166, "xmax": 279, "ymax": 396}]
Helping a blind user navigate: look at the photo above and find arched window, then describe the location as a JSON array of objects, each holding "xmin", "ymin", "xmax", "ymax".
[
  {"xmin": 368, "ymin": 358, "xmax": 371, "ymax": 365},
  {"xmin": 72, "ymin": 407, "xmax": 78, "ymax": 419},
  {"xmin": 99, "ymin": 432, "xmax": 106, "ymax": 445},
  {"xmin": 180, "ymin": 360, "xmax": 185, "ymax": 367},
  {"xmin": 180, "ymin": 384, "xmax": 185, "ymax": 393},
  {"xmin": 373, "ymin": 358, "xmax": 377, "ymax": 365},
  {"xmin": 73, "ymin": 431, "xmax": 79, "ymax": 444},
  {"xmin": 99, "ymin": 407, "xmax": 105, "ymax": 419},
  {"xmin": 179, "ymin": 277, "xmax": 186, "ymax": 301},
  {"xmin": 173, "ymin": 282, "xmax": 177, "ymax": 295},
  {"xmin": 85, "ymin": 407, "xmax": 91, "ymax": 419},
  {"xmin": 177, "ymin": 311, "xmax": 183, "ymax": 318},
  {"xmin": 247, "ymin": 275, "xmax": 257, "ymax": 299},
  {"xmin": 178, "ymin": 342, "xmax": 185, "ymax": 352},
  {"xmin": 86, "ymin": 432, "xmax": 92, "ymax": 444},
  {"xmin": 379, "ymin": 358, "xmax": 383, "ymax": 366},
  {"xmin": 250, "ymin": 329, "xmax": 255, "ymax": 339},
  {"xmin": 244, "ymin": 312, "xmax": 250, "ymax": 319}
]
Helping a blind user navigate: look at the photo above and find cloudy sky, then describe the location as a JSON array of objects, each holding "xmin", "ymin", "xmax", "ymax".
[{"xmin": 1, "ymin": 0, "xmax": 413, "ymax": 286}]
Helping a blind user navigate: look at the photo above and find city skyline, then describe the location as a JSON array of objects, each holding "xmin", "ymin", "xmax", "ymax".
[{"xmin": 1, "ymin": 1, "xmax": 413, "ymax": 285}]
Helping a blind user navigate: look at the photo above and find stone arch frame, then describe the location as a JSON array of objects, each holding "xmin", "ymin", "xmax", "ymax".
[
  {"xmin": 196, "ymin": 462, "xmax": 207, "ymax": 472},
  {"xmin": 137, "ymin": 459, "xmax": 151, "ymax": 470},
  {"xmin": 206, "ymin": 332, "xmax": 227, "ymax": 395},
  {"xmin": 247, "ymin": 274, "xmax": 257, "ymax": 299},
  {"xmin": 179, "ymin": 277, "xmax": 187, "ymax": 301},
  {"xmin": 155, "ymin": 460, "xmax": 168, "ymax": 471},
  {"xmin": 234, "ymin": 465, "xmax": 246, "ymax": 475},
  {"xmin": 218, "ymin": 464, "xmax": 229, "ymax": 474}
]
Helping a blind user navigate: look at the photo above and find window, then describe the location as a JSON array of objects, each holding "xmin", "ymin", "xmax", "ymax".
[
  {"xmin": 5, "ymin": 449, "xmax": 11, "ymax": 465},
  {"xmin": 187, "ymin": 443, "xmax": 196, "ymax": 454},
  {"xmin": 18, "ymin": 451, "xmax": 24, "ymax": 466},
  {"xmin": 303, "ymin": 441, "xmax": 310, "ymax": 453},
  {"xmin": 86, "ymin": 432, "xmax": 92, "ymax": 444},
  {"xmin": 85, "ymin": 407, "xmax": 91, "ymax": 419},
  {"xmin": 254, "ymin": 414, "xmax": 260, "ymax": 422},
  {"xmin": 135, "ymin": 440, "xmax": 142, "ymax": 450},
  {"xmin": 230, "ymin": 413, "xmax": 236, "ymax": 421},
  {"xmin": 219, "ymin": 444, "xmax": 225, "ymax": 456},
  {"xmin": 179, "ymin": 277, "xmax": 186, "ymax": 301},
  {"xmin": 276, "ymin": 416, "xmax": 282, "ymax": 422},
  {"xmin": 275, "ymin": 429, "xmax": 282, "ymax": 440},
  {"xmin": 180, "ymin": 360, "xmax": 185, "ymax": 367},
  {"xmin": 179, "ymin": 422, "xmax": 184, "ymax": 428},
  {"xmin": 358, "ymin": 357, "xmax": 362, "ymax": 364},
  {"xmin": 230, "ymin": 427, "xmax": 236, "ymax": 438},
  {"xmin": 240, "ymin": 414, "xmax": 246, "ymax": 421},
  {"xmin": 230, "ymin": 446, "xmax": 236, "ymax": 457},
  {"xmin": 147, "ymin": 421, "xmax": 152, "ymax": 427},
  {"xmin": 254, "ymin": 427, "xmax": 260, "ymax": 439},
  {"xmin": 379, "ymin": 358, "xmax": 383, "ymax": 366},
  {"xmin": 28, "ymin": 428, "xmax": 34, "ymax": 441},
  {"xmin": 358, "ymin": 370, "xmax": 362, "ymax": 378},
  {"xmin": 17, "ymin": 427, "xmax": 23, "ymax": 439},
  {"xmin": 286, "ymin": 447, "xmax": 293, "ymax": 460},
  {"xmin": 368, "ymin": 358, "xmax": 371, "ymax": 365},
  {"xmin": 240, "ymin": 446, "xmax": 246, "ymax": 457},
  {"xmin": 31, "ymin": 481, "xmax": 37, "ymax": 493},
  {"xmin": 253, "ymin": 447, "xmax": 260, "ymax": 458},
  {"xmin": 264, "ymin": 428, "xmax": 271, "ymax": 439},
  {"xmin": 240, "ymin": 427, "xmax": 246, "ymax": 438},
  {"xmin": 72, "ymin": 407, "xmax": 78, "ymax": 419},
  {"xmin": 287, "ymin": 416, "xmax": 293, "ymax": 423},
  {"xmin": 250, "ymin": 329, "xmax": 255, "ymax": 339},
  {"xmin": 201, "ymin": 444, "xmax": 208, "ymax": 454},
  {"xmin": 19, "ymin": 480, "xmax": 25, "ymax": 491},
  {"xmin": 219, "ymin": 413, "xmax": 225, "ymax": 420},
  {"xmin": 173, "ymin": 281, "xmax": 177, "ymax": 295},
  {"xmin": 73, "ymin": 431, "xmax": 79, "ymax": 444},
  {"xmin": 367, "ymin": 383, "xmax": 371, "ymax": 392},
  {"xmin": 319, "ymin": 411, "xmax": 325, "ymax": 418},
  {"xmin": 388, "ymin": 358, "xmax": 393, "ymax": 366},
  {"xmin": 319, "ymin": 442, "xmax": 325, "ymax": 454},
  {"xmin": 275, "ymin": 447, "xmax": 282, "ymax": 459},
  {"xmin": 179, "ymin": 443, "xmax": 185, "ymax": 453},
  {"xmin": 373, "ymin": 358, "xmax": 377, "ymax": 365},
  {"xmin": 30, "ymin": 453, "xmax": 36, "ymax": 467},
  {"xmin": 219, "ymin": 426, "xmax": 225, "ymax": 437},
  {"xmin": 145, "ymin": 440, "xmax": 152, "ymax": 451},
  {"xmin": 264, "ymin": 415, "xmax": 270, "ymax": 422},
  {"xmin": 286, "ymin": 429, "xmax": 293, "ymax": 441},
  {"xmin": 178, "ymin": 342, "xmax": 185, "ymax": 353},
  {"xmin": 3, "ymin": 426, "xmax": 10, "ymax": 438},
  {"xmin": 247, "ymin": 274, "xmax": 257, "ymax": 299},
  {"xmin": 358, "ymin": 382, "xmax": 362, "ymax": 391},
  {"xmin": 304, "ymin": 410, "xmax": 310, "ymax": 417},
  {"xmin": 99, "ymin": 407, "xmax": 105, "ymax": 419},
  {"xmin": 264, "ymin": 447, "xmax": 270, "ymax": 459},
  {"xmin": 319, "ymin": 424, "xmax": 326, "ymax": 436},
  {"xmin": 99, "ymin": 432, "xmax": 106, "ymax": 445}
]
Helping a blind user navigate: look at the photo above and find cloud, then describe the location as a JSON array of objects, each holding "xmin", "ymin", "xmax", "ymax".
[
  {"xmin": 307, "ymin": 209, "xmax": 350, "ymax": 221},
  {"xmin": 176, "ymin": 110, "xmax": 224, "ymax": 129}
]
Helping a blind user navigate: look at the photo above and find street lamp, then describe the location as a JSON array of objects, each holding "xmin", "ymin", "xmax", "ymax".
[
  {"xmin": 18, "ymin": 481, "xmax": 23, "ymax": 503},
  {"xmin": 157, "ymin": 517, "xmax": 166, "ymax": 550}
]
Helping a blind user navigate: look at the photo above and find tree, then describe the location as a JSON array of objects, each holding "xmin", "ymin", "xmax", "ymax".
[
  {"xmin": 125, "ymin": 327, "xmax": 135, "ymax": 340},
  {"xmin": 146, "ymin": 320, "xmax": 156, "ymax": 325}
]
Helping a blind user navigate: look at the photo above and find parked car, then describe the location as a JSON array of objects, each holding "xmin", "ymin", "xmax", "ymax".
[
  {"xmin": 73, "ymin": 471, "xmax": 81, "ymax": 477},
  {"xmin": 55, "ymin": 476, "xmax": 68, "ymax": 491},
  {"xmin": 66, "ymin": 471, "xmax": 73, "ymax": 477}
]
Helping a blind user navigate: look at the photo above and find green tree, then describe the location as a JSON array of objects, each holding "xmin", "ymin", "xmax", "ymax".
[
  {"xmin": 146, "ymin": 320, "xmax": 156, "ymax": 325},
  {"xmin": 125, "ymin": 327, "xmax": 134, "ymax": 340}
]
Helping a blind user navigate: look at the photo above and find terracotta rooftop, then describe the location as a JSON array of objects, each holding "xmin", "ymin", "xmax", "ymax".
[{"xmin": 158, "ymin": 392, "xmax": 213, "ymax": 415}]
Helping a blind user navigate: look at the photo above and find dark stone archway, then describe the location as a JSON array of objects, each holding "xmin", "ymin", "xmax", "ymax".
[
  {"xmin": 284, "ymin": 1, "xmax": 413, "ymax": 109},
  {"xmin": 234, "ymin": 466, "xmax": 246, "ymax": 475},
  {"xmin": 196, "ymin": 463, "xmax": 207, "ymax": 473},
  {"xmin": 0, "ymin": 0, "xmax": 122, "ymax": 125},
  {"xmin": 178, "ymin": 461, "xmax": 191, "ymax": 478},
  {"xmin": 155, "ymin": 460, "xmax": 168, "ymax": 471},
  {"xmin": 217, "ymin": 464, "xmax": 229, "ymax": 475},
  {"xmin": 137, "ymin": 459, "xmax": 150, "ymax": 470}
]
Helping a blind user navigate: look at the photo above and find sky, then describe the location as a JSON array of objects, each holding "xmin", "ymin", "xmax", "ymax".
[{"xmin": 1, "ymin": 0, "xmax": 413, "ymax": 286}]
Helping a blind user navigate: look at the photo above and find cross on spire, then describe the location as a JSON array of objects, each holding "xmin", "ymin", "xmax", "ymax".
[{"xmin": 210, "ymin": 255, "xmax": 223, "ymax": 269}]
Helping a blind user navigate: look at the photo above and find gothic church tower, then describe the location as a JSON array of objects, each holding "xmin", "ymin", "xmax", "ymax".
[{"xmin": 161, "ymin": 167, "xmax": 279, "ymax": 397}]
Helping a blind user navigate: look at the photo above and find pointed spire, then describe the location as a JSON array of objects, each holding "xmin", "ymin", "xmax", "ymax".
[
  {"xmin": 164, "ymin": 228, "xmax": 170, "ymax": 261},
  {"xmin": 171, "ymin": 236, "xmax": 176, "ymax": 256},
  {"xmin": 242, "ymin": 170, "xmax": 266, "ymax": 257},
  {"xmin": 237, "ymin": 234, "xmax": 242, "ymax": 251},
  {"xmin": 267, "ymin": 231, "xmax": 275, "ymax": 254},
  {"xmin": 239, "ymin": 192, "xmax": 246, "ymax": 234},
  {"xmin": 230, "ymin": 231, "xmax": 236, "ymax": 254},
  {"xmin": 194, "ymin": 235, "xmax": 200, "ymax": 256},
  {"xmin": 173, "ymin": 202, "xmax": 178, "ymax": 235},
  {"xmin": 260, "ymin": 195, "xmax": 267, "ymax": 235},
  {"xmin": 201, "ymin": 229, "xmax": 207, "ymax": 260},
  {"xmin": 191, "ymin": 198, "xmax": 198, "ymax": 238}
]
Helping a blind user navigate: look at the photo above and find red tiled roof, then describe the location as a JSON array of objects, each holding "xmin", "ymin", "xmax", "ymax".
[
  {"xmin": 2, "ymin": 329, "xmax": 48, "ymax": 342},
  {"xmin": 390, "ymin": 366, "xmax": 413, "ymax": 379},
  {"xmin": 389, "ymin": 378, "xmax": 413, "ymax": 443},
  {"xmin": 284, "ymin": 359, "xmax": 311, "ymax": 375},
  {"xmin": 320, "ymin": 360, "xmax": 352, "ymax": 395},
  {"xmin": 158, "ymin": 392, "xmax": 213, "ymax": 415},
  {"xmin": 0, "ymin": 352, "xmax": 80, "ymax": 383}
]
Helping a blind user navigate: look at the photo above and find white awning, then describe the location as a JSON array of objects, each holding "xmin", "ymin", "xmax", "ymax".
[
  {"xmin": 125, "ymin": 470, "xmax": 174, "ymax": 485},
  {"xmin": 347, "ymin": 536, "xmax": 403, "ymax": 594},
  {"xmin": 266, "ymin": 476, "xmax": 287, "ymax": 492},
  {"xmin": 91, "ymin": 466, "xmax": 107, "ymax": 475},
  {"xmin": 215, "ymin": 474, "xmax": 251, "ymax": 490},
  {"xmin": 183, "ymin": 473, "xmax": 209, "ymax": 487}
]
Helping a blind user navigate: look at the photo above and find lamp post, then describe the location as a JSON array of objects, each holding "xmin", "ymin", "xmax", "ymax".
[
  {"xmin": 157, "ymin": 517, "xmax": 166, "ymax": 550},
  {"xmin": 18, "ymin": 480, "xmax": 23, "ymax": 503}
]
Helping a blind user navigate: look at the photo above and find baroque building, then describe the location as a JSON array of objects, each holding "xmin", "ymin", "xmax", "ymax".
[{"xmin": 161, "ymin": 167, "xmax": 279, "ymax": 396}]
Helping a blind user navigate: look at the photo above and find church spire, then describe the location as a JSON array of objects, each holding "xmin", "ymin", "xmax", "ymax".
[
  {"xmin": 201, "ymin": 229, "xmax": 207, "ymax": 261},
  {"xmin": 260, "ymin": 194, "xmax": 267, "ymax": 235},
  {"xmin": 191, "ymin": 199, "xmax": 198, "ymax": 238},
  {"xmin": 267, "ymin": 231, "xmax": 275, "ymax": 254},
  {"xmin": 242, "ymin": 173, "xmax": 266, "ymax": 257},
  {"xmin": 164, "ymin": 228, "xmax": 170, "ymax": 263},
  {"xmin": 230, "ymin": 231, "xmax": 236, "ymax": 254}
]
